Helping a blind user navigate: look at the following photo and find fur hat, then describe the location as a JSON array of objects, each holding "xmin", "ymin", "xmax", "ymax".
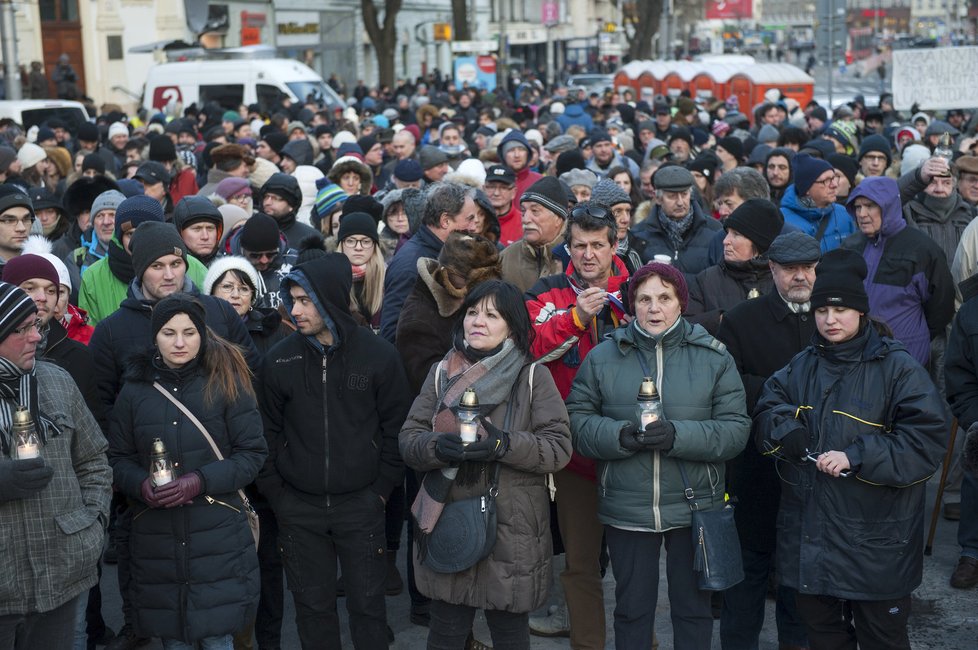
[
  {"xmin": 210, "ymin": 143, "xmax": 255, "ymax": 167},
  {"xmin": 435, "ymin": 232, "xmax": 501, "ymax": 297},
  {"xmin": 327, "ymin": 156, "xmax": 373, "ymax": 195}
]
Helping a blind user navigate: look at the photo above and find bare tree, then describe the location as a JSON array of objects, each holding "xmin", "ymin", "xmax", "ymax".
[
  {"xmin": 361, "ymin": 0, "xmax": 403, "ymax": 88},
  {"xmin": 452, "ymin": 0, "xmax": 471, "ymax": 42},
  {"xmin": 619, "ymin": 0, "xmax": 662, "ymax": 60}
]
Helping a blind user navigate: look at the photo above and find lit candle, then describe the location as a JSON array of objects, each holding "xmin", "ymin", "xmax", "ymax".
[
  {"xmin": 16, "ymin": 441, "xmax": 39, "ymax": 459},
  {"xmin": 459, "ymin": 421, "xmax": 479, "ymax": 443}
]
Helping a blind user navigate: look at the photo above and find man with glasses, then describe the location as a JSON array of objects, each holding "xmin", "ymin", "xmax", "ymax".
[
  {"xmin": 227, "ymin": 212, "xmax": 297, "ymax": 311},
  {"xmin": 0, "ymin": 186, "xmax": 35, "ymax": 269},
  {"xmin": 483, "ymin": 165, "xmax": 522, "ymax": 246},
  {"xmin": 779, "ymin": 153, "xmax": 856, "ymax": 253},
  {"xmin": 857, "ymin": 135, "xmax": 892, "ymax": 178},
  {"xmin": 0, "ymin": 280, "xmax": 111, "ymax": 649},
  {"xmin": 525, "ymin": 203, "xmax": 628, "ymax": 645}
]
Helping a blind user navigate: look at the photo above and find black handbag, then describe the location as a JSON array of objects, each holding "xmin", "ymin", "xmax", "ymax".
[
  {"xmin": 422, "ymin": 463, "xmax": 501, "ymax": 574},
  {"xmin": 677, "ymin": 461, "xmax": 745, "ymax": 591}
]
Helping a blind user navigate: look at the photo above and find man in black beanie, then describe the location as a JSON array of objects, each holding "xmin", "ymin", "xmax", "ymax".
[
  {"xmin": 259, "ymin": 173, "xmax": 322, "ymax": 248},
  {"xmin": 0, "ymin": 185, "xmax": 35, "ymax": 267},
  {"xmin": 227, "ymin": 212, "xmax": 298, "ymax": 310}
]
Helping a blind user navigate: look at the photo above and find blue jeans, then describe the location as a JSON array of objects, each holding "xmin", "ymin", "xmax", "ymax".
[
  {"xmin": 720, "ymin": 547, "xmax": 807, "ymax": 649},
  {"xmin": 960, "ymin": 470, "xmax": 978, "ymax": 559},
  {"xmin": 161, "ymin": 634, "xmax": 233, "ymax": 650}
]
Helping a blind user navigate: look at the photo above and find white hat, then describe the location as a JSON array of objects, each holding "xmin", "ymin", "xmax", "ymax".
[
  {"xmin": 22, "ymin": 235, "xmax": 71, "ymax": 290},
  {"xmin": 900, "ymin": 144, "xmax": 931, "ymax": 175},
  {"xmin": 17, "ymin": 143, "xmax": 46, "ymax": 169},
  {"xmin": 332, "ymin": 130, "xmax": 357, "ymax": 150},
  {"xmin": 203, "ymin": 255, "xmax": 262, "ymax": 304},
  {"xmin": 550, "ymin": 101, "xmax": 565, "ymax": 115},
  {"xmin": 108, "ymin": 122, "xmax": 129, "ymax": 140},
  {"xmin": 446, "ymin": 158, "xmax": 487, "ymax": 186},
  {"xmin": 524, "ymin": 129, "xmax": 543, "ymax": 148}
]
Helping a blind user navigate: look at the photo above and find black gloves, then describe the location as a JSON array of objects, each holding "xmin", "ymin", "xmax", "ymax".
[
  {"xmin": 0, "ymin": 457, "xmax": 54, "ymax": 502},
  {"xmin": 642, "ymin": 420, "xmax": 676, "ymax": 451},
  {"xmin": 619, "ymin": 422, "xmax": 644, "ymax": 452},
  {"xmin": 778, "ymin": 427, "xmax": 810, "ymax": 459},
  {"xmin": 435, "ymin": 433, "xmax": 466, "ymax": 464},
  {"xmin": 464, "ymin": 418, "xmax": 511, "ymax": 462}
]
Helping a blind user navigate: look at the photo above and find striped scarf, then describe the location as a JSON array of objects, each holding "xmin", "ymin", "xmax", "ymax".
[{"xmin": 0, "ymin": 356, "xmax": 45, "ymax": 457}]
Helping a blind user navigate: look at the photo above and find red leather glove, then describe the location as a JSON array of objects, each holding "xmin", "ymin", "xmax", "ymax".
[
  {"xmin": 156, "ymin": 471, "xmax": 203, "ymax": 508},
  {"xmin": 140, "ymin": 477, "xmax": 168, "ymax": 508}
]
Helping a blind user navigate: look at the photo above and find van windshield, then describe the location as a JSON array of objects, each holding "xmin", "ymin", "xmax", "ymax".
[{"xmin": 285, "ymin": 81, "xmax": 343, "ymax": 109}]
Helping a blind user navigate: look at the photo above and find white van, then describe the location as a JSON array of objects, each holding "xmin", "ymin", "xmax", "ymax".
[
  {"xmin": 0, "ymin": 100, "xmax": 90, "ymax": 131},
  {"xmin": 142, "ymin": 49, "xmax": 344, "ymax": 115}
]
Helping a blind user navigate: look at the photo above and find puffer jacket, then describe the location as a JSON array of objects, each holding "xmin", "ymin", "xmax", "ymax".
[
  {"xmin": 686, "ymin": 257, "xmax": 773, "ymax": 335},
  {"xmin": 630, "ymin": 202, "xmax": 721, "ymax": 277},
  {"xmin": 843, "ymin": 176, "xmax": 954, "ymax": 366},
  {"xmin": 108, "ymin": 353, "xmax": 266, "ymax": 642},
  {"xmin": 780, "ymin": 183, "xmax": 855, "ymax": 252},
  {"xmin": 753, "ymin": 325, "xmax": 947, "ymax": 600},
  {"xmin": 399, "ymin": 362, "xmax": 572, "ymax": 612},
  {"xmin": 0, "ymin": 362, "xmax": 112, "ymax": 616},
  {"xmin": 567, "ymin": 319, "xmax": 750, "ymax": 530}
]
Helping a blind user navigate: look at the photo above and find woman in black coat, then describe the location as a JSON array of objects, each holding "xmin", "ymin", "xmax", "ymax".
[{"xmin": 108, "ymin": 295, "xmax": 266, "ymax": 649}]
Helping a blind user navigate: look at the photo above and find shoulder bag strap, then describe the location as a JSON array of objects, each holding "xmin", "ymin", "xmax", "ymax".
[
  {"xmin": 152, "ymin": 382, "xmax": 254, "ymax": 511},
  {"xmin": 814, "ymin": 211, "xmax": 833, "ymax": 243}
]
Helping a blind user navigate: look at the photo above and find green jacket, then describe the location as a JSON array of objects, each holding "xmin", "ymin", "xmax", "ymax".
[
  {"xmin": 567, "ymin": 318, "xmax": 750, "ymax": 531},
  {"xmin": 79, "ymin": 255, "xmax": 208, "ymax": 325}
]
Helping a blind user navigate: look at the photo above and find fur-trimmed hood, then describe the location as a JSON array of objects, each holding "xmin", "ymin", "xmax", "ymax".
[{"xmin": 327, "ymin": 157, "xmax": 373, "ymax": 195}]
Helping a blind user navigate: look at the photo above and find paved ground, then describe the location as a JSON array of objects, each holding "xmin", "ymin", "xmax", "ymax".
[{"xmin": 93, "ymin": 473, "xmax": 974, "ymax": 649}]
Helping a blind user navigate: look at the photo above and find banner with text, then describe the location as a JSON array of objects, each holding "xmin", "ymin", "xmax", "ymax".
[{"xmin": 892, "ymin": 47, "xmax": 978, "ymax": 111}]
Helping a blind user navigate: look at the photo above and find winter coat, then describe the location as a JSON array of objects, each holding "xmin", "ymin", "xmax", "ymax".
[
  {"xmin": 555, "ymin": 103, "xmax": 594, "ymax": 133},
  {"xmin": 399, "ymin": 361, "xmax": 572, "ymax": 612},
  {"xmin": 630, "ymin": 202, "xmax": 722, "ymax": 277},
  {"xmin": 226, "ymin": 228, "xmax": 297, "ymax": 311},
  {"xmin": 257, "ymin": 255, "xmax": 412, "ymax": 503},
  {"xmin": 686, "ymin": 257, "xmax": 773, "ymax": 335},
  {"xmin": 380, "ymin": 226, "xmax": 444, "ymax": 343},
  {"xmin": 842, "ymin": 177, "xmax": 954, "ymax": 366},
  {"xmin": 586, "ymin": 150, "xmax": 640, "ymax": 180},
  {"xmin": 274, "ymin": 211, "xmax": 322, "ymax": 250},
  {"xmin": 90, "ymin": 282, "xmax": 260, "ymax": 420},
  {"xmin": 108, "ymin": 353, "xmax": 266, "ymax": 642},
  {"xmin": 753, "ymin": 325, "xmax": 947, "ymax": 600},
  {"xmin": 567, "ymin": 319, "xmax": 750, "ymax": 530},
  {"xmin": 0, "ymin": 362, "xmax": 112, "ymax": 616},
  {"xmin": 903, "ymin": 191, "xmax": 974, "ymax": 267},
  {"xmin": 242, "ymin": 307, "xmax": 289, "ymax": 358},
  {"xmin": 779, "ymin": 184, "xmax": 856, "ymax": 252},
  {"xmin": 945, "ymin": 294, "xmax": 978, "ymax": 429},
  {"xmin": 499, "ymin": 236, "xmax": 564, "ymax": 294},
  {"xmin": 395, "ymin": 259, "xmax": 464, "ymax": 395},
  {"xmin": 169, "ymin": 168, "xmax": 200, "ymax": 205},
  {"xmin": 716, "ymin": 290, "xmax": 816, "ymax": 552},
  {"xmin": 513, "ymin": 167, "xmax": 543, "ymax": 204},
  {"xmin": 78, "ymin": 253, "xmax": 208, "ymax": 326},
  {"xmin": 526, "ymin": 258, "xmax": 629, "ymax": 481},
  {"xmin": 41, "ymin": 318, "xmax": 105, "ymax": 432}
]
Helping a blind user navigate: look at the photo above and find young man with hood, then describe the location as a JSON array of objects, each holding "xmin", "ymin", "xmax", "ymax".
[
  {"xmin": 258, "ymin": 253, "xmax": 411, "ymax": 650},
  {"xmin": 842, "ymin": 176, "xmax": 954, "ymax": 368},
  {"xmin": 585, "ymin": 129, "xmax": 640, "ymax": 180},
  {"xmin": 497, "ymin": 131, "xmax": 542, "ymax": 202},
  {"xmin": 173, "ymin": 196, "xmax": 224, "ymax": 265},
  {"xmin": 779, "ymin": 153, "xmax": 856, "ymax": 253},
  {"xmin": 259, "ymin": 173, "xmax": 322, "ymax": 247},
  {"xmin": 78, "ymin": 196, "xmax": 208, "ymax": 325}
]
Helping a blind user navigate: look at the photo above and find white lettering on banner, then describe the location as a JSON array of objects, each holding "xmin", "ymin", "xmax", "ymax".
[{"xmin": 892, "ymin": 47, "xmax": 978, "ymax": 111}]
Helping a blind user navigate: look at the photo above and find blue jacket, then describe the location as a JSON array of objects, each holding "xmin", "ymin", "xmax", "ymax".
[
  {"xmin": 555, "ymin": 103, "xmax": 593, "ymax": 132},
  {"xmin": 379, "ymin": 226, "xmax": 444, "ymax": 343},
  {"xmin": 779, "ymin": 184, "xmax": 855, "ymax": 252}
]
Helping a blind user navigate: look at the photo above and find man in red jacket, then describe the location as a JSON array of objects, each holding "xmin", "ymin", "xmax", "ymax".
[{"xmin": 525, "ymin": 203, "xmax": 628, "ymax": 647}]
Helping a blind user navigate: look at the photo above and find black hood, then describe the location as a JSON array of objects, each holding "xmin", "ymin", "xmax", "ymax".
[{"xmin": 280, "ymin": 253, "xmax": 358, "ymax": 350}]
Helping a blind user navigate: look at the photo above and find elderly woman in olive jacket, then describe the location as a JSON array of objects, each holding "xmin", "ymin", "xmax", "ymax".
[{"xmin": 567, "ymin": 262, "xmax": 750, "ymax": 650}]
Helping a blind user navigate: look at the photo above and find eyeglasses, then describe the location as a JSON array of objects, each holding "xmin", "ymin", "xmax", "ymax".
[
  {"xmin": 570, "ymin": 204, "xmax": 615, "ymax": 224},
  {"xmin": 812, "ymin": 174, "xmax": 841, "ymax": 187},
  {"xmin": 342, "ymin": 237, "xmax": 375, "ymax": 250},
  {"xmin": 11, "ymin": 318, "xmax": 42, "ymax": 337},
  {"xmin": 0, "ymin": 215, "xmax": 35, "ymax": 228},
  {"xmin": 243, "ymin": 250, "xmax": 278, "ymax": 262},
  {"xmin": 215, "ymin": 282, "xmax": 253, "ymax": 296}
]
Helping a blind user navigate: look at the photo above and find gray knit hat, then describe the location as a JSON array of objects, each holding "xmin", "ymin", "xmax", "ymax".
[
  {"xmin": 591, "ymin": 178, "xmax": 631, "ymax": 208},
  {"xmin": 91, "ymin": 190, "xmax": 126, "ymax": 219},
  {"xmin": 129, "ymin": 221, "xmax": 188, "ymax": 283}
]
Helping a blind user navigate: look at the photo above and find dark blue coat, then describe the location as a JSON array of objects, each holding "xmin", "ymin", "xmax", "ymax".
[{"xmin": 379, "ymin": 225, "xmax": 444, "ymax": 343}]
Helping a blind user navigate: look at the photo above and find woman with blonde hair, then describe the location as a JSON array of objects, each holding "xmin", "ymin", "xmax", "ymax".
[{"xmin": 336, "ymin": 211, "xmax": 386, "ymax": 330}]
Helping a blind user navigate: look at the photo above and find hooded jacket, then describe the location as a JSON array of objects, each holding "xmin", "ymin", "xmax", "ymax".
[
  {"xmin": 903, "ymin": 190, "xmax": 973, "ymax": 266},
  {"xmin": 780, "ymin": 183, "xmax": 856, "ymax": 253},
  {"xmin": 555, "ymin": 103, "xmax": 594, "ymax": 133},
  {"xmin": 843, "ymin": 176, "xmax": 954, "ymax": 366},
  {"xmin": 497, "ymin": 132, "xmax": 542, "ymax": 201},
  {"xmin": 754, "ymin": 325, "xmax": 947, "ymax": 600},
  {"xmin": 257, "ymin": 254, "xmax": 411, "ymax": 503},
  {"xmin": 567, "ymin": 319, "xmax": 750, "ymax": 531}
]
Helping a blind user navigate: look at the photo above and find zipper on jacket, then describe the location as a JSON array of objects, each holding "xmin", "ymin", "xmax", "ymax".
[
  {"xmin": 322, "ymin": 355, "xmax": 330, "ymax": 493},
  {"xmin": 205, "ymin": 495, "xmax": 241, "ymax": 513},
  {"xmin": 699, "ymin": 526, "xmax": 709, "ymax": 577},
  {"xmin": 652, "ymin": 342, "xmax": 665, "ymax": 530}
]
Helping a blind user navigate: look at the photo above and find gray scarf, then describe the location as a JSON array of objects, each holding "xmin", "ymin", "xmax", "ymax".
[{"xmin": 658, "ymin": 207, "xmax": 696, "ymax": 253}]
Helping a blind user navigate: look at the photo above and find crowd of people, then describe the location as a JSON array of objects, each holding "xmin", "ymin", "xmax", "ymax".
[{"xmin": 0, "ymin": 75, "xmax": 976, "ymax": 650}]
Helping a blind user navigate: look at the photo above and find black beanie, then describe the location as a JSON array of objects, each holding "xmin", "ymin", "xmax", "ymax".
[
  {"xmin": 239, "ymin": 212, "xmax": 281, "ymax": 252},
  {"xmin": 520, "ymin": 177, "xmax": 569, "ymax": 219},
  {"xmin": 827, "ymin": 153, "xmax": 858, "ymax": 188},
  {"xmin": 263, "ymin": 132, "xmax": 288, "ymax": 155},
  {"xmin": 810, "ymin": 248, "xmax": 869, "ymax": 313},
  {"xmin": 129, "ymin": 221, "xmax": 188, "ymax": 283},
  {"xmin": 555, "ymin": 148, "xmax": 586, "ymax": 177},
  {"xmin": 151, "ymin": 294, "xmax": 208, "ymax": 358},
  {"xmin": 148, "ymin": 136, "xmax": 177, "ymax": 163},
  {"xmin": 336, "ymin": 211, "xmax": 380, "ymax": 244},
  {"xmin": 342, "ymin": 195, "xmax": 383, "ymax": 223},
  {"xmin": 718, "ymin": 136, "xmax": 744, "ymax": 162},
  {"xmin": 723, "ymin": 198, "xmax": 784, "ymax": 254},
  {"xmin": 858, "ymin": 134, "xmax": 892, "ymax": 167}
]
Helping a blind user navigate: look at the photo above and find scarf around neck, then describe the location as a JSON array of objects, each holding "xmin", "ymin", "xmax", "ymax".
[
  {"xmin": 658, "ymin": 207, "xmax": 695, "ymax": 253},
  {"xmin": 0, "ymin": 357, "xmax": 56, "ymax": 456}
]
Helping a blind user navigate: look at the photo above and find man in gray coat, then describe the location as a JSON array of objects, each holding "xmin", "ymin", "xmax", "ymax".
[{"xmin": 0, "ymin": 281, "xmax": 112, "ymax": 647}]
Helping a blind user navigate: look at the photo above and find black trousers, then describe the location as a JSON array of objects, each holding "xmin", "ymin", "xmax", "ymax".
[
  {"xmin": 254, "ymin": 501, "xmax": 283, "ymax": 649},
  {"xmin": 0, "ymin": 595, "xmax": 78, "ymax": 650},
  {"xmin": 275, "ymin": 486, "xmax": 388, "ymax": 650},
  {"xmin": 794, "ymin": 593, "xmax": 912, "ymax": 650},
  {"xmin": 427, "ymin": 600, "xmax": 529, "ymax": 650}
]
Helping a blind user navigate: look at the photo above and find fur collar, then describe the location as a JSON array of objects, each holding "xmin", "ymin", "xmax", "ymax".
[{"xmin": 416, "ymin": 258, "xmax": 464, "ymax": 317}]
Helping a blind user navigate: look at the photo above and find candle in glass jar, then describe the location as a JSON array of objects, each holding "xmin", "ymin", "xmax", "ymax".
[
  {"xmin": 16, "ymin": 441, "xmax": 39, "ymax": 459},
  {"xmin": 640, "ymin": 411, "xmax": 659, "ymax": 428},
  {"xmin": 459, "ymin": 421, "xmax": 478, "ymax": 443}
]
